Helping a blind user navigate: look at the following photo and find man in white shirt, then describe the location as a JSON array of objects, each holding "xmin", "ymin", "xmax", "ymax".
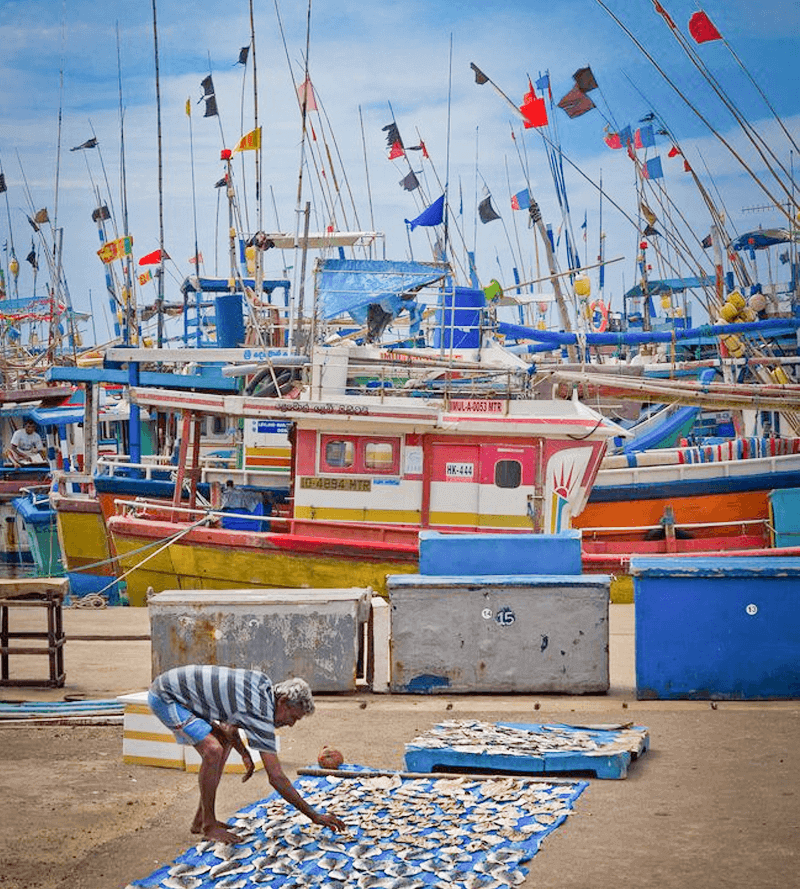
[{"xmin": 5, "ymin": 420, "xmax": 46, "ymax": 466}]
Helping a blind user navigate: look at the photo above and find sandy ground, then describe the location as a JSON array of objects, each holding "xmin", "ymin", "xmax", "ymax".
[{"xmin": 0, "ymin": 605, "xmax": 798, "ymax": 889}]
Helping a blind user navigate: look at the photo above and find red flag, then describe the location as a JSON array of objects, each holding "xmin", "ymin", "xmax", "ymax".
[
  {"xmin": 139, "ymin": 248, "xmax": 168, "ymax": 266},
  {"xmin": 604, "ymin": 132, "xmax": 622, "ymax": 149},
  {"xmin": 684, "ymin": 160, "xmax": 693, "ymax": 173},
  {"xmin": 688, "ymin": 10, "xmax": 722, "ymax": 43},
  {"xmin": 519, "ymin": 85, "xmax": 548, "ymax": 129},
  {"xmin": 388, "ymin": 141, "xmax": 404, "ymax": 160},
  {"xmin": 668, "ymin": 145, "xmax": 681, "ymax": 158}
]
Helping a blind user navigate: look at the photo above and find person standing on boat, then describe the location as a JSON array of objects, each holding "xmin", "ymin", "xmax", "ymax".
[
  {"xmin": 148, "ymin": 665, "xmax": 347, "ymax": 843},
  {"xmin": 5, "ymin": 419, "xmax": 47, "ymax": 466}
]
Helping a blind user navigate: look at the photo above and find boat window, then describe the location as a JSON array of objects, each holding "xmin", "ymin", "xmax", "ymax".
[
  {"xmin": 211, "ymin": 416, "xmax": 226, "ymax": 436},
  {"xmin": 324, "ymin": 439, "xmax": 355, "ymax": 468},
  {"xmin": 364, "ymin": 441, "xmax": 394, "ymax": 471},
  {"xmin": 495, "ymin": 459, "xmax": 522, "ymax": 489}
]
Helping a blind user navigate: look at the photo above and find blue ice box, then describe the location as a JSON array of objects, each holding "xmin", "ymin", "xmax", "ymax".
[
  {"xmin": 632, "ymin": 556, "xmax": 800, "ymax": 700},
  {"xmin": 418, "ymin": 530, "xmax": 582, "ymax": 576}
]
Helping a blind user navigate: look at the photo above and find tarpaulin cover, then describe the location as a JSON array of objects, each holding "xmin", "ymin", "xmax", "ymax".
[
  {"xmin": 129, "ymin": 766, "xmax": 587, "ymax": 889},
  {"xmin": 315, "ymin": 259, "xmax": 447, "ymax": 323},
  {"xmin": 731, "ymin": 229, "xmax": 797, "ymax": 252}
]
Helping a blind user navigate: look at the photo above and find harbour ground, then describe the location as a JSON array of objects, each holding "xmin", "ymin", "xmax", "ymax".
[{"xmin": 0, "ymin": 604, "xmax": 797, "ymax": 889}]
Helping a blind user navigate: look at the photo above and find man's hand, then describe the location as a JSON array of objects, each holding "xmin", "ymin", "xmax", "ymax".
[{"xmin": 312, "ymin": 811, "xmax": 347, "ymax": 832}]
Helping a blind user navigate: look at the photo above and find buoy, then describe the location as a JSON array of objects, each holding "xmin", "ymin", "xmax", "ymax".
[
  {"xmin": 719, "ymin": 302, "xmax": 739, "ymax": 322},
  {"xmin": 574, "ymin": 275, "xmax": 591, "ymax": 297},
  {"xmin": 589, "ymin": 299, "xmax": 609, "ymax": 333}
]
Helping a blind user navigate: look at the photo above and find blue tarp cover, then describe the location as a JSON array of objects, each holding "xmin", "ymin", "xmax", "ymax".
[{"xmin": 316, "ymin": 259, "xmax": 447, "ymax": 322}]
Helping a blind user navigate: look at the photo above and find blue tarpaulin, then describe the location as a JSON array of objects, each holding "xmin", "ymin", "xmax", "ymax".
[{"xmin": 315, "ymin": 259, "xmax": 447, "ymax": 323}]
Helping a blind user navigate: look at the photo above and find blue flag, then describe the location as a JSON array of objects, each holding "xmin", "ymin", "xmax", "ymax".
[
  {"xmin": 511, "ymin": 188, "xmax": 530, "ymax": 210},
  {"xmin": 644, "ymin": 157, "xmax": 664, "ymax": 180},
  {"xmin": 405, "ymin": 194, "xmax": 445, "ymax": 230}
]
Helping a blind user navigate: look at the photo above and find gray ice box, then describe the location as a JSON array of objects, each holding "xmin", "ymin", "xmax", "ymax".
[
  {"xmin": 148, "ymin": 588, "xmax": 371, "ymax": 692},
  {"xmin": 386, "ymin": 574, "xmax": 610, "ymax": 694}
]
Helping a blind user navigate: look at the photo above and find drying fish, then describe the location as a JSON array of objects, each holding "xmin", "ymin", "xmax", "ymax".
[{"xmin": 162, "ymin": 876, "xmax": 202, "ymax": 889}]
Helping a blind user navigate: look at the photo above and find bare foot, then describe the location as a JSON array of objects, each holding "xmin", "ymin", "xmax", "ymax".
[
  {"xmin": 191, "ymin": 818, "xmax": 232, "ymax": 835},
  {"xmin": 202, "ymin": 824, "xmax": 240, "ymax": 844}
]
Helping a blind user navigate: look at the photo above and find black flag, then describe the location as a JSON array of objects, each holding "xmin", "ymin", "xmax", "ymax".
[
  {"xmin": 237, "ymin": 46, "xmax": 249, "ymax": 65},
  {"xmin": 478, "ymin": 195, "xmax": 501, "ymax": 223},
  {"xmin": 0, "ymin": 173, "xmax": 5, "ymax": 193},
  {"xmin": 572, "ymin": 66, "xmax": 598, "ymax": 92},
  {"xmin": 200, "ymin": 75, "xmax": 214, "ymax": 96},
  {"xmin": 71, "ymin": 137, "xmax": 98, "ymax": 151},
  {"xmin": 203, "ymin": 96, "xmax": 218, "ymax": 118},
  {"xmin": 470, "ymin": 62, "xmax": 489, "ymax": 85},
  {"xmin": 399, "ymin": 171, "xmax": 420, "ymax": 191},
  {"xmin": 382, "ymin": 122, "xmax": 403, "ymax": 149},
  {"xmin": 26, "ymin": 247, "xmax": 37, "ymax": 271},
  {"xmin": 214, "ymin": 174, "xmax": 228, "ymax": 188},
  {"xmin": 91, "ymin": 205, "xmax": 111, "ymax": 222}
]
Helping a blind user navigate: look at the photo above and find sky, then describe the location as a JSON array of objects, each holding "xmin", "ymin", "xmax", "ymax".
[{"xmin": 0, "ymin": 0, "xmax": 798, "ymax": 347}]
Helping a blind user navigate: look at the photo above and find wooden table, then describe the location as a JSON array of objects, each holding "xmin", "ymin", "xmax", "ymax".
[{"xmin": 0, "ymin": 578, "xmax": 69, "ymax": 688}]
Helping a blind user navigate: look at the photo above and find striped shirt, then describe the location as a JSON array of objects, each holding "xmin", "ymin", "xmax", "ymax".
[{"xmin": 150, "ymin": 665, "xmax": 277, "ymax": 752}]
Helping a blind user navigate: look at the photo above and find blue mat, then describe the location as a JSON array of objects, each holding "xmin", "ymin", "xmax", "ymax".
[{"xmin": 128, "ymin": 766, "xmax": 587, "ymax": 889}]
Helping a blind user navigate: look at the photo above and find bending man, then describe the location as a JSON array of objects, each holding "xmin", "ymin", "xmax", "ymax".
[{"xmin": 148, "ymin": 664, "xmax": 346, "ymax": 843}]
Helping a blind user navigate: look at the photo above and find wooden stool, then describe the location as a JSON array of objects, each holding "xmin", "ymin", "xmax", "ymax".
[{"xmin": 0, "ymin": 578, "xmax": 69, "ymax": 688}]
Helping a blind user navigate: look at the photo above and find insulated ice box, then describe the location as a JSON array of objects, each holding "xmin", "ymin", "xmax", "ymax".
[
  {"xmin": 386, "ymin": 573, "xmax": 610, "ymax": 694},
  {"xmin": 148, "ymin": 588, "xmax": 371, "ymax": 692},
  {"xmin": 632, "ymin": 556, "xmax": 800, "ymax": 700}
]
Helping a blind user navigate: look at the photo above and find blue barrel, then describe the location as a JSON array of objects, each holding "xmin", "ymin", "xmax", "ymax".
[
  {"xmin": 433, "ymin": 286, "xmax": 485, "ymax": 349},
  {"xmin": 214, "ymin": 293, "xmax": 245, "ymax": 348}
]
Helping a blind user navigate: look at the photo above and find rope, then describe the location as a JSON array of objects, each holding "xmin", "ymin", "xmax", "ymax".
[{"xmin": 69, "ymin": 593, "xmax": 108, "ymax": 609}]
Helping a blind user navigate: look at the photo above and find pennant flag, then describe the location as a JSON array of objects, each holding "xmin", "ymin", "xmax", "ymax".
[
  {"xmin": 297, "ymin": 76, "xmax": 318, "ymax": 112},
  {"xmin": 604, "ymin": 131, "xmax": 622, "ymax": 149},
  {"xmin": 203, "ymin": 96, "xmax": 218, "ymax": 118},
  {"xmin": 399, "ymin": 171, "xmax": 420, "ymax": 191},
  {"xmin": 557, "ymin": 86, "xmax": 595, "ymax": 118},
  {"xmin": 581, "ymin": 211, "xmax": 588, "ymax": 241},
  {"xmin": 200, "ymin": 75, "xmax": 214, "ymax": 96},
  {"xmin": 640, "ymin": 112, "xmax": 656, "ymax": 122},
  {"xmin": 34, "ymin": 208, "xmax": 49, "ymax": 224},
  {"xmin": 668, "ymin": 145, "xmax": 682, "ymax": 158},
  {"xmin": 91, "ymin": 205, "xmax": 111, "ymax": 222},
  {"xmin": 382, "ymin": 122, "xmax": 403, "ymax": 149},
  {"xmin": 689, "ymin": 10, "xmax": 722, "ymax": 43},
  {"xmin": 388, "ymin": 141, "xmax": 404, "ymax": 160},
  {"xmin": 233, "ymin": 127, "xmax": 261, "ymax": 153},
  {"xmin": 520, "ymin": 82, "xmax": 548, "ymax": 128},
  {"xmin": 407, "ymin": 142, "xmax": 429, "ymax": 158},
  {"xmin": 189, "ymin": 252, "xmax": 204, "ymax": 265},
  {"xmin": 214, "ymin": 174, "xmax": 228, "ymax": 188},
  {"xmin": 138, "ymin": 270, "xmax": 152, "ymax": 286},
  {"xmin": 470, "ymin": 62, "xmax": 489, "ymax": 85},
  {"xmin": 643, "ymin": 224, "xmax": 660, "ymax": 237},
  {"xmin": 535, "ymin": 72, "xmax": 552, "ymax": 101},
  {"xmin": 634, "ymin": 125, "xmax": 655, "ymax": 148},
  {"xmin": 405, "ymin": 194, "xmax": 445, "ymax": 230},
  {"xmin": 683, "ymin": 159, "xmax": 693, "ymax": 173},
  {"xmin": 26, "ymin": 248, "xmax": 37, "ymax": 271},
  {"xmin": 511, "ymin": 188, "xmax": 531, "ymax": 211},
  {"xmin": 238, "ymin": 46, "xmax": 250, "ymax": 65},
  {"xmin": 185, "ymin": 98, "xmax": 191, "ymax": 117},
  {"xmin": 572, "ymin": 66, "xmax": 598, "ymax": 92},
  {"xmin": 643, "ymin": 156, "xmax": 664, "ymax": 180},
  {"xmin": 98, "ymin": 235, "xmax": 134, "ymax": 264},
  {"xmin": 0, "ymin": 173, "xmax": 6, "ymax": 193},
  {"xmin": 138, "ymin": 247, "xmax": 167, "ymax": 266},
  {"xmin": 478, "ymin": 195, "xmax": 501, "ymax": 224},
  {"xmin": 70, "ymin": 137, "xmax": 98, "ymax": 151},
  {"xmin": 26, "ymin": 215, "xmax": 39, "ymax": 232},
  {"xmin": 641, "ymin": 202, "xmax": 657, "ymax": 226}
]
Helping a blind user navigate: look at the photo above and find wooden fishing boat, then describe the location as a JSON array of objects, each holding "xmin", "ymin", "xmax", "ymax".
[{"xmin": 104, "ymin": 345, "xmax": 621, "ymax": 604}]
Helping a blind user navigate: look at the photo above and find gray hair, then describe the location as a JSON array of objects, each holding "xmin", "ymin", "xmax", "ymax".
[{"xmin": 274, "ymin": 677, "xmax": 315, "ymax": 715}]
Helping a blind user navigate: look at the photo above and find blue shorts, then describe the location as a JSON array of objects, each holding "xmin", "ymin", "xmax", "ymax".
[{"xmin": 147, "ymin": 690, "xmax": 212, "ymax": 746}]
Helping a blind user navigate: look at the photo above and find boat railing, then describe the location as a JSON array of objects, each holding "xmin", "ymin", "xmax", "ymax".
[
  {"xmin": 579, "ymin": 516, "xmax": 769, "ymax": 537},
  {"xmin": 111, "ymin": 497, "xmax": 291, "ymax": 530}
]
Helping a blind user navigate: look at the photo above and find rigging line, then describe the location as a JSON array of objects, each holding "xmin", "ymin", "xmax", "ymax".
[
  {"xmin": 249, "ymin": 0, "xmax": 261, "ymax": 236},
  {"xmin": 504, "ymin": 154, "xmax": 527, "ymax": 290},
  {"xmin": 444, "ymin": 32, "xmax": 453, "ymax": 264},
  {"xmin": 359, "ymin": 106, "xmax": 376, "ymax": 240},
  {"xmin": 660, "ymin": 2, "xmax": 798, "ymax": 198},
  {"xmin": 593, "ymin": 0, "xmax": 795, "ymax": 225},
  {"xmin": 151, "ymin": 0, "xmax": 166, "ymax": 349},
  {"xmin": 238, "ymin": 39, "xmax": 251, "ymax": 234}
]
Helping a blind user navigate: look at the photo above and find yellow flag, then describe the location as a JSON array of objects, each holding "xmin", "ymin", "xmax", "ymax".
[
  {"xmin": 185, "ymin": 98, "xmax": 191, "ymax": 117},
  {"xmin": 233, "ymin": 127, "xmax": 261, "ymax": 153}
]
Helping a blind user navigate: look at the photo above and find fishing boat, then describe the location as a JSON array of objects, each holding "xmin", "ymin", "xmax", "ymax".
[{"xmin": 102, "ymin": 341, "xmax": 622, "ymax": 605}]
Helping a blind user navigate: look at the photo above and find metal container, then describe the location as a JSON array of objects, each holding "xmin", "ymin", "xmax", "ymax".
[
  {"xmin": 387, "ymin": 574, "xmax": 609, "ymax": 694},
  {"xmin": 632, "ymin": 556, "xmax": 800, "ymax": 700},
  {"xmin": 148, "ymin": 588, "xmax": 371, "ymax": 692}
]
